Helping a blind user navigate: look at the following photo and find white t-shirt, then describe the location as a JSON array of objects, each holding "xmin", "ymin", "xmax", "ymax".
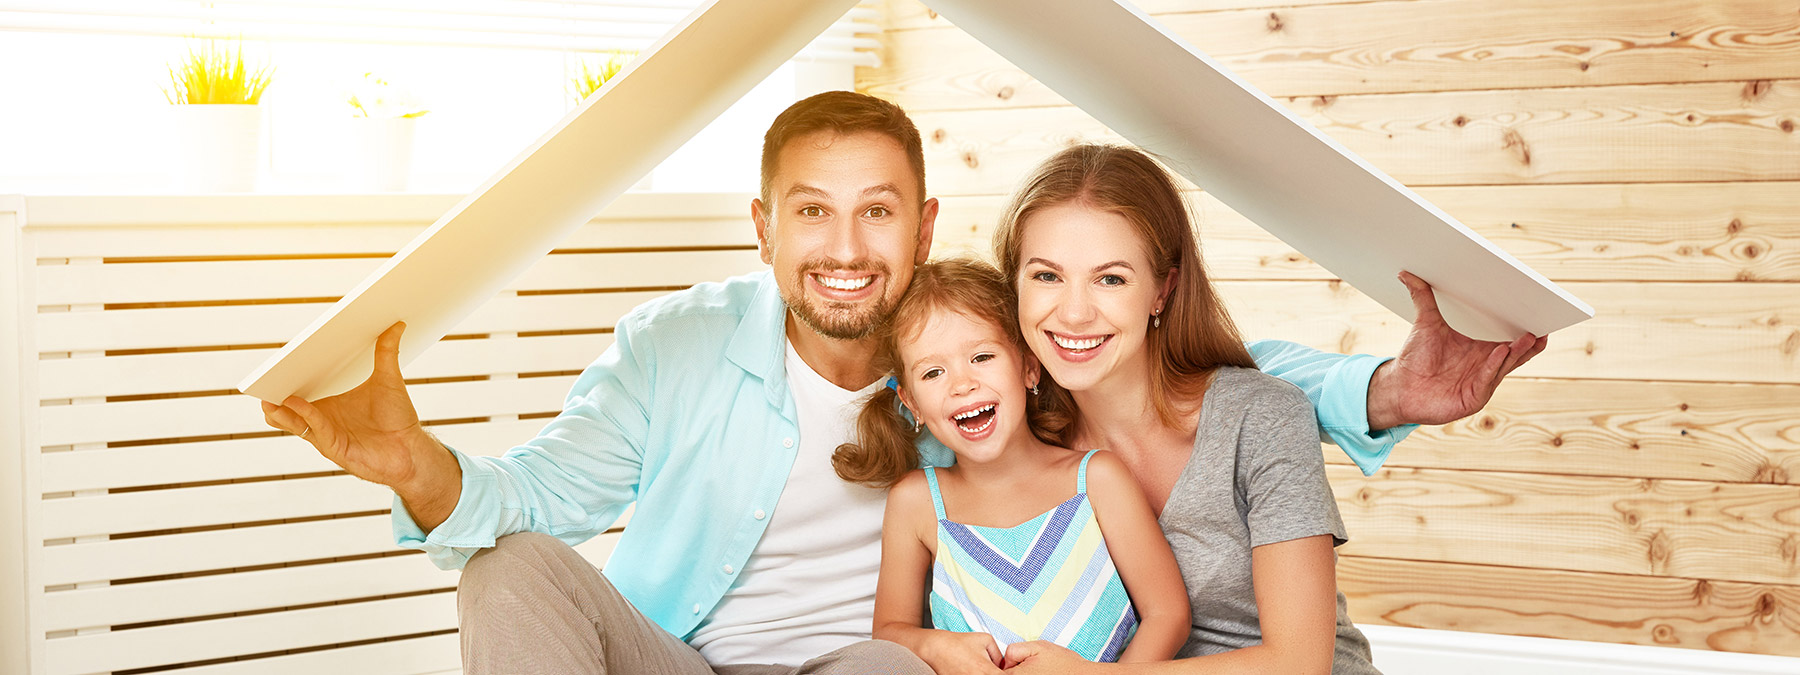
[{"xmin": 687, "ymin": 344, "xmax": 889, "ymax": 666}]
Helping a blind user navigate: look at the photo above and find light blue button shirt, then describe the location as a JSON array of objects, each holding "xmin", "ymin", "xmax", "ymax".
[{"xmin": 392, "ymin": 270, "xmax": 1415, "ymax": 639}]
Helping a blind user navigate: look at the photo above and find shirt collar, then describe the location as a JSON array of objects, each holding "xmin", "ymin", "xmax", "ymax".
[{"xmin": 725, "ymin": 271, "xmax": 791, "ymax": 410}]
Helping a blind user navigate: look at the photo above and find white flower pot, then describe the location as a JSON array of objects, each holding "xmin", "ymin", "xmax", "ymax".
[
  {"xmin": 168, "ymin": 104, "xmax": 266, "ymax": 193},
  {"xmin": 343, "ymin": 117, "xmax": 418, "ymax": 192}
]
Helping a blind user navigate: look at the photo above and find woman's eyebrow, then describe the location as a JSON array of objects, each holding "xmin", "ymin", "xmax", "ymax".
[
  {"xmin": 1092, "ymin": 260, "xmax": 1133, "ymax": 273},
  {"xmin": 1023, "ymin": 257, "xmax": 1062, "ymax": 271}
]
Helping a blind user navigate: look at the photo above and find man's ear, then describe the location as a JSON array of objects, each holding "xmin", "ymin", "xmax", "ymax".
[
  {"xmin": 914, "ymin": 197, "xmax": 940, "ymax": 265},
  {"xmin": 751, "ymin": 198, "xmax": 774, "ymax": 265}
]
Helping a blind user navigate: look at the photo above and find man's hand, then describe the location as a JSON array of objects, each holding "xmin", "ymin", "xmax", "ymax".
[
  {"xmin": 915, "ymin": 630, "xmax": 1005, "ymax": 675},
  {"xmin": 258, "ymin": 321, "xmax": 461, "ymax": 528},
  {"xmin": 1367, "ymin": 271, "xmax": 1548, "ymax": 430},
  {"xmin": 1001, "ymin": 641, "xmax": 1090, "ymax": 673}
]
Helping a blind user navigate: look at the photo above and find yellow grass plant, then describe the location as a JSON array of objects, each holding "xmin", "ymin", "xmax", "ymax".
[
  {"xmin": 570, "ymin": 50, "xmax": 636, "ymax": 102},
  {"xmin": 164, "ymin": 40, "xmax": 274, "ymax": 105}
]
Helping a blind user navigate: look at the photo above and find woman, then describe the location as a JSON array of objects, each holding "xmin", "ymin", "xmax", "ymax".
[{"xmin": 990, "ymin": 144, "xmax": 1380, "ymax": 674}]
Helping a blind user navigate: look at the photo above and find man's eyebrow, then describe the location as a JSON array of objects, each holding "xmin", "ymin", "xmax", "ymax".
[
  {"xmin": 784, "ymin": 184, "xmax": 831, "ymax": 201},
  {"xmin": 860, "ymin": 183, "xmax": 903, "ymax": 200}
]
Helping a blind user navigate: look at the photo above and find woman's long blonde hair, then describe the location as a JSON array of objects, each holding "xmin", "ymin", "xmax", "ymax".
[
  {"xmin": 831, "ymin": 258, "xmax": 1073, "ymax": 488},
  {"xmin": 992, "ymin": 144, "xmax": 1255, "ymax": 433}
]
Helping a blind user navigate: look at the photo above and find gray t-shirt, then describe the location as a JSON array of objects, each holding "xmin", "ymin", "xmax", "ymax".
[{"xmin": 1158, "ymin": 366, "xmax": 1379, "ymax": 674}]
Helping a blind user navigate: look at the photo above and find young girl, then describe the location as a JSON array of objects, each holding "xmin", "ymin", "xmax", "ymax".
[{"xmin": 832, "ymin": 258, "xmax": 1189, "ymax": 673}]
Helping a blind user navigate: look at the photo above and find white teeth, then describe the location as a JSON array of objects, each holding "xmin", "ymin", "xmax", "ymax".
[
  {"xmin": 815, "ymin": 274, "xmax": 873, "ymax": 291},
  {"xmin": 953, "ymin": 404, "xmax": 995, "ymax": 420},
  {"xmin": 958, "ymin": 416, "xmax": 994, "ymax": 434},
  {"xmin": 1051, "ymin": 334, "xmax": 1106, "ymax": 351}
]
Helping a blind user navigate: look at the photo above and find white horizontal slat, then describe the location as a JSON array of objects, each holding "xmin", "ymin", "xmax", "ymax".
[
  {"xmin": 41, "ymin": 514, "xmax": 396, "ymax": 586},
  {"xmin": 163, "ymin": 633, "xmax": 460, "ymax": 675},
  {"xmin": 38, "ymin": 332, "xmax": 614, "ymax": 400},
  {"xmin": 42, "ymin": 418, "xmax": 549, "ymax": 493},
  {"xmin": 37, "ymin": 288, "xmax": 664, "ymax": 353},
  {"xmin": 41, "ymin": 474, "xmax": 394, "ymax": 540},
  {"xmin": 36, "ymin": 248, "xmax": 764, "ymax": 306},
  {"xmin": 23, "ymin": 192, "xmax": 749, "ymax": 228},
  {"xmin": 39, "ymin": 375, "xmax": 576, "ymax": 446},
  {"xmin": 44, "ymin": 592, "xmax": 459, "ymax": 675},
  {"xmin": 44, "ymin": 554, "xmax": 458, "ymax": 632}
]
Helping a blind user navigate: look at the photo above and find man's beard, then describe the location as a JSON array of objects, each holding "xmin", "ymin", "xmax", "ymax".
[{"xmin": 781, "ymin": 259, "xmax": 894, "ymax": 341}]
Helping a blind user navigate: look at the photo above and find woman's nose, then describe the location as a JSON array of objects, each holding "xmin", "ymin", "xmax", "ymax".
[{"xmin": 1057, "ymin": 285, "xmax": 1097, "ymax": 325}]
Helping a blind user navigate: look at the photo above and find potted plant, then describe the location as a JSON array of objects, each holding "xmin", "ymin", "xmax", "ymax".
[
  {"xmin": 343, "ymin": 72, "xmax": 429, "ymax": 192},
  {"xmin": 163, "ymin": 40, "xmax": 274, "ymax": 192}
]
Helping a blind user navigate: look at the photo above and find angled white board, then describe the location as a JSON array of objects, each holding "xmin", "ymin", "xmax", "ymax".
[
  {"xmin": 928, "ymin": 0, "xmax": 1593, "ymax": 342},
  {"xmin": 240, "ymin": 0, "xmax": 861, "ymax": 403}
]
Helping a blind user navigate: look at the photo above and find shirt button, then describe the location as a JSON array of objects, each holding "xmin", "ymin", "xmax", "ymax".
[
  {"xmin": 782, "ymin": 437, "xmax": 794, "ymax": 448},
  {"xmin": 754, "ymin": 509, "xmax": 766, "ymax": 520},
  {"xmin": 692, "ymin": 603, "xmax": 701, "ymax": 614},
  {"xmin": 723, "ymin": 564, "xmax": 735, "ymax": 575}
]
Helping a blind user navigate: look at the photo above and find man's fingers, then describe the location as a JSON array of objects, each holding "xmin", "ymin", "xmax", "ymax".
[
  {"xmin": 371, "ymin": 321, "xmax": 407, "ymax": 380},
  {"xmin": 1476, "ymin": 341, "xmax": 1509, "ymax": 392},
  {"xmin": 262, "ymin": 401, "xmax": 305, "ymax": 435},
  {"xmin": 282, "ymin": 396, "xmax": 329, "ymax": 447},
  {"xmin": 1504, "ymin": 335, "xmax": 1550, "ymax": 376},
  {"xmin": 1496, "ymin": 334, "xmax": 1535, "ymax": 377},
  {"xmin": 1398, "ymin": 270, "xmax": 1444, "ymax": 324}
]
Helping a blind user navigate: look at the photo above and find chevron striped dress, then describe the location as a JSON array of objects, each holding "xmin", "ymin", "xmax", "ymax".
[{"xmin": 924, "ymin": 450, "xmax": 1140, "ymax": 662}]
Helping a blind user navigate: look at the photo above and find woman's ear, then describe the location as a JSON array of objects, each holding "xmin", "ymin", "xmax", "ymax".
[{"xmin": 1156, "ymin": 266, "xmax": 1181, "ymax": 315}]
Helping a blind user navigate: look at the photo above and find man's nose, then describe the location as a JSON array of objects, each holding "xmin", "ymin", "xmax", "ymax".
[{"xmin": 822, "ymin": 213, "xmax": 869, "ymax": 262}]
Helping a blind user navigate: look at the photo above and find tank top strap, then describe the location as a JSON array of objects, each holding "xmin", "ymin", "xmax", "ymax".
[
  {"xmin": 1077, "ymin": 449, "xmax": 1101, "ymax": 494},
  {"xmin": 922, "ymin": 466, "xmax": 949, "ymax": 521}
]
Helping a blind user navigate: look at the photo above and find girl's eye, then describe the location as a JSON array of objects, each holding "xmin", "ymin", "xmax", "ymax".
[
  {"xmin": 1099, "ymin": 274, "xmax": 1126, "ymax": 286},
  {"xmin": 1031, "ymin": 271, "xmax": 1059, "ymax": 283},
  {"xmin": 972, "ymin": 353, "xmax": 995, "ymax": 364},
  {"xmin": 801, "ymin": 206, "xmax": 825, "ymax": 218},
  {"xmin": 921, "ymin": 367, "xmax": 942, "ymax": 380},
  {"xmin": 866, "ymin": 205, "xmax": 889, "ymax": 218}
]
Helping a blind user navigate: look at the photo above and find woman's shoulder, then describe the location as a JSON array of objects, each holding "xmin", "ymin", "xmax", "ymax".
[{"xmin": 1207, "ymin": 366, "xmax": 1314, "ymax": 419}]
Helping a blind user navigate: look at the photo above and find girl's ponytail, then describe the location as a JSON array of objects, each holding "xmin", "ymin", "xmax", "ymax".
[{"xmin": 833, "ymin": 384, "xmax": 921, "ymax": 488}]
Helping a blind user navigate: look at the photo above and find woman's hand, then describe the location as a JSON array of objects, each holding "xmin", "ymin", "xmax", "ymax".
[
  {"xmin": 915, "ymin": 630, "xmax": 1005, "ymax": 675},
  {"xmin": 1002, "ymin": 641, "xmax": 1094, "ymax": 674}
]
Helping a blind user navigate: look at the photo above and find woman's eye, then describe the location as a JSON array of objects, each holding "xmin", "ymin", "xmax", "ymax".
[
  {"xmin": 972, "ymin": 353, "xmax": 995, "ymax": 364},
  {"xmin": 866, "ymin": 205, "xmax": 889, "ymax": 218},
  {"xmin": 801, "ymin": 206, "xmax": 824, "ymax": 218},
  {"xmin": 1098, "ymin": 274, "xmax": 1126, "ymax": 286},
  {"xmin": 921, "ymin": 367, "xmax": 942, "ymax": 380},
  {"xmin": 1031, "ymin": 271, "xmax": 1059, "ymax": 283}
]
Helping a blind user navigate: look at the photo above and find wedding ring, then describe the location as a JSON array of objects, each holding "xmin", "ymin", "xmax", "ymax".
[{"xmin": 300, "ymin": 426, "xmax": 312, "ymax": 439}]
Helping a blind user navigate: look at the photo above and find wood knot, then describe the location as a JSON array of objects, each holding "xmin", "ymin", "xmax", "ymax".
[
  {"xmin": 1452, "ymin": 115, "xmax": 1469, "ymax": 127},
  {"xmin": 1781, "ymin": 329, "xmax": 1800, "ymax": 356},
  {"xmin": 1550, "ymin": 436, "xmax": 1564, "ymax": 447},
  {"xmin": 1356, "ymin": 487, "xmax": 1374, "ymax": 504},
  {"xmin": 1782, "ymin": 119, "xmax": 1796, "ymax": 134},
  {"xmin": 1679, "ymin": 402, "xmax": 1690, "ymax": 411},
  {"xmin": 932, "ymin": 129, "xmax": 947, "ymax": 144},
  {"xmin": 1266, "ymin": 11, "xmax": 1284, "ymax": 32},
  {"xmin": 996, "ymin": 86, "xmax": 1014, "ymax": 101},
  {"xmin": 1692, "ymin": 579, "xmax": 1712, "ymax": 601},
  {"xmin": 1782, "ymin": 534, "xmax": 1800, "ymax": 562},
  {"xmin": 1727, "ymin": 218, "xmax": 1743, "ymax": 234},
  {"xmin": 1501, "ymin": 128, "xmax": 1532, "ymax": 166},
  {"xmin": 1629, "ymin": 441, "xmax": 1641, "ymax": 450},
  {"xmin": 1676, "ymin": 245, "xmax": 1695, "ymax": 256},
  {"xmin": 1583, "ymin": 341, "xmax": 1595, "ymax": 355},
  {"xmin": 926, "ymin": 9, "xmax": 938, "ymax": 20},
  {"xmin": 1756, "ymin": 593, "xmax": 1777, "ymax": 618},
  {"xmin": 1578, "ymin": 61, "xmax": 1590, "ymax": 72},
  {"xmin": 1743, "ymin": 79, "xmax": 1772, "ymax": 101},
  {"xmin": 1685, "ymin": 113, "xmax": 1698, "ymax": 123},
  {"xmin": 1652, "ymin": 624, "xmax": 1677, "ymax": 643},
  {"xmin": 1479, "ymin": 416, "xmax": 1497, "ymax": 431},
  {"xmin": 1737, "ymin": 270, "xmax": 1756, "ymax": 281},
  {"xmin": 1510, "ymin": 222, "xmax": 1520, "ymax": 229},
  {"xmin": 1743, "ymin": 243, "xmax": 1760, "ymax": 259},
  {"xmin": 1761, "ymin": 464, "xmax": 1793, "ymax": 485},
  {"xmin": 1647, "ymin": 530, "xmax": 1671, "ymax": 567},
  {"xmin": 961, "ymin": 151, "xmax": 979, "ymax": 169},
  {"xmin": 1313, "ymin": 95, "xmax": 1336, "ymax": 110}
]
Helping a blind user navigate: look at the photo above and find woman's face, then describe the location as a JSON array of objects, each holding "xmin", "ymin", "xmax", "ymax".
[
  {"xmin": 1014, "ymin": 202, "xmax": 1167, "ymax": 395},
  {"xmin": 896, "ymin": 307, "xmax": 1039, "ymax": 464}
]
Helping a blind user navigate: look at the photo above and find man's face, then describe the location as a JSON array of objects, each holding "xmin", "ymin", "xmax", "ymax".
[{"xmin": 753, "ymin": 130, "xmax": 938, "ymax": 341}]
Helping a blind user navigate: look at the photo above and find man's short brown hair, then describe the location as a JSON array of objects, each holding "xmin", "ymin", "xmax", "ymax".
[{"xmin": 759, "ymin": 91, "xmax": 926, "ymax": 215}]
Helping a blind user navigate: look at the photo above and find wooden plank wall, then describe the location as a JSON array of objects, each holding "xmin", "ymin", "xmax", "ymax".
[
  {"xmin": 859, "ymin": 0, "xmax": 1800, "ymax": 658},
  {"xmin": 18, "ymin": 194, "xmax": 760, "ymax": 674}
]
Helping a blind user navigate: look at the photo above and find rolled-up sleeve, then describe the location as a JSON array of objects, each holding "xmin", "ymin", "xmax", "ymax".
[
  {"xmin": 391, "ymin": 316, "xmax": 653, "ymax": 569},
  {"xmin": 1247, "ymin": 339, "xmax": 1417, "ymax": 476}
]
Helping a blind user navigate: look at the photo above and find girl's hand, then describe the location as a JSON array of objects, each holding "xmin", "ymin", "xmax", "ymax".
[
  {"xmin": 1002, "ymin": 641, "xmax": 1090, "ymax": 673},
  {"xmin": 917, "ymin": 630, "xmax": 1005, "ymax": 674}
]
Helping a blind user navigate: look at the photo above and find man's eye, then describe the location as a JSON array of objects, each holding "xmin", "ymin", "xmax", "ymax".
[
  {"xmin": 1031, "ymin": 271, "xmax": 1059, "ymax": 283},
  {"xmin": 921, "ymin": 368, "xmax": 942, "ymax": 380},
  {"xmin": 866, "ymin": 205, "xmax": 889, "ymax": 218},
  {"xmin": 972, "ymin": 353, "xmax": 994, "ymax": 363},
  {"xmin": 801, "ymin": 206, "xmax": 825, "ymax": 217}
]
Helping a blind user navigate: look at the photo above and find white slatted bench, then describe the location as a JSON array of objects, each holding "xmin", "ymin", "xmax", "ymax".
[{"xmin": 1, "ymin": 193, "xmax": 760, "ymax": 675}]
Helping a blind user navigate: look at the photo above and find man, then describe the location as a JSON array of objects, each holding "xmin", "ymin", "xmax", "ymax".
[{"xmin": 260, "ymin": 91, "xmax": 1544, "ymax": 674}]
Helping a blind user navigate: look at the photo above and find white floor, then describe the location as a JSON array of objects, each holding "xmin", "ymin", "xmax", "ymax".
[{"xmin": 1364, "ymin": 625, "xmax": 1800, "ymax": 674}]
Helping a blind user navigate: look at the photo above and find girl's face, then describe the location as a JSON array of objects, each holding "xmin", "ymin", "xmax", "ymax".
[
  {"xmin": 1014, "ymin": 202, "xmax": 1169, "ymax": 395},
  {"xmin": 896, "ymin": 307, "xmax": 1040, "ymax": 464}
]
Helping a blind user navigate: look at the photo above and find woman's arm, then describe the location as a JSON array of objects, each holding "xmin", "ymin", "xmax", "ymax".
[
  {"xmin": 873, "ymin": 471, "xmax": 1005, "ymax": 675},
  {"xmin": 1083, "ymin": 451, "xmax": 1190, "ymax": 662}
]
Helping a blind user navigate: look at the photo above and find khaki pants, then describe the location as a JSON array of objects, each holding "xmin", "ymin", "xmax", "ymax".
[{"xmin": 457, "ymin": 532, "xmax": 932, "ymax": 675}]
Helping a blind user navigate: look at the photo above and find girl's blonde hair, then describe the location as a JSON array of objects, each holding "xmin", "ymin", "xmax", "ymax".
[
  {"xmin": 992, "ymin": 144, "xmax": 1255, "ymax": 434},
  {"xmin": 832, "ymin": 258, "xmax": 1072, "ymax": 487}
]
